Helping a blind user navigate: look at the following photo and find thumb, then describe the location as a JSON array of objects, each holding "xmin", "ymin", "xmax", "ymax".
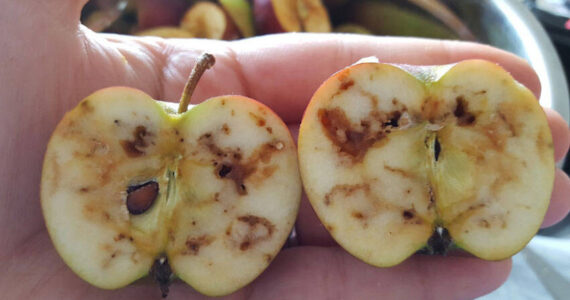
[{"xmin": 1, "ymin": 0, "xmax": 87, "ymax": 34}]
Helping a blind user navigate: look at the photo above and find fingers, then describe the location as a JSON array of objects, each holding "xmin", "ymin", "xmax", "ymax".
[
  {"xmin": 249, "ymin": 247, "xmax": 511, "ymax": 300},
  {"xmin": 225, "ymin": 33, "xmax": 541, "ymax": 123}
]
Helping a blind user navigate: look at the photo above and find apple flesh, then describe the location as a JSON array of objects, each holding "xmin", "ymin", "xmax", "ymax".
[
  {"xmin": 180, "ymin": 1, "xmax": 240, "ymax": 40},
  {"xmin": 254, "ymin": 0, "xmax": 331, "ymax": 34},
  {"xmin": 41, "ymin": 56, "xmax": 301, "ymax": 296},
  {"xmin": 298, "ymin": 59, "xmax": 554, "ymax": 267}
]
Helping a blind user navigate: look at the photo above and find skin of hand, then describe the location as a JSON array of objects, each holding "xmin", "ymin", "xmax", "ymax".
[{"xmin": 1, "ymin": 1, "xmax": 569, "ymax": 299}]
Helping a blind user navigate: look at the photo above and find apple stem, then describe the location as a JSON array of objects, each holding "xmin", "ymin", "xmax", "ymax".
[{"xmin": 178, "ymin": 53, "xmax": 216, "ymax": 114}]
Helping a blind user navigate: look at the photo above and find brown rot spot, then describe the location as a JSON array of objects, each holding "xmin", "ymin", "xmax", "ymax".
[
  {"xmin": 200, "ymin": 133, "xmax": 282, "ymax": 195},
  {"xmin": 421, "ymin": 98, "xmax": 446, "ymax": 123},
  {"xmin": 249, "ymin": 112, "xmax": 266, "ymax": 127},
  {"xmin": 79, "ymin": 187, "xmax": 89, "ymax": 193},
  {"xmin": 352, "ymin": 211, "xmax": 365, "ymax": 219},
  {"xmin": 184, "ymin": 235, "xmax": 214, "ymax": 255},
  {"xmin": 454, "ymin": 96, "xmax": 476, "ymax": 126},
  {"xmin": 498, "ymin": 111, "xmax": 517, "ymax": 137},
  {"xmin": 240, "ymin": 241, "xmax": 251, "ymax": 251},
  {"xmin": 403, "ymin": 210, "xmax": 414, "ymax": 220},
  {"xmin": 479, "ymin": 219, "xmax": 491, "ymax": 228},
  {"xmin": 427, "ymin": 186, "xmax": 435, "ymax": 210},
  {"xmin": 121, "ymin": 126, "xmax": 151, "ymax": 157},
  {"xmin": 114, "ymin": 119, "xmax": 120, "ymax": 125},
  {"xmin": 384, "ymin": 165, "xmax": 413, "ymax": 178},
  {"xmin": 215, "ymin": 163, "xmax": 255, "ymax": 196},
  {"xmin": 222, "ymin": 123, "xmax": 231, "ymax": 135},
  {"xmin": 114, "ymin": 233, "xmax": 126, "ymax": 241},
  {"xmin": 324, "ymin": 183, "xmax": 370, "ymax": 206},
  {"xmin": 234, "ymin": 215, "xmax": 275, "ymax": 251},
  {"xmin": 265, "ymin": 254, "xmax": 273, "ymax": 263},
  {"xmin": 384, "ymin": 111, "xmax": 401, "ymax": 128},
  {"xmin": 266, "ymin": 127, "xmax": 273, "ymax": 134},
  {"xmin": 126, "ymin": 181, "xmax": 159, "ymax": 215},
  {"xmin": 319, "ymin": 108, "xmax": 392, "ymax": 162},
  {"xmin": 340, "ymin": 79, "xmax": 354, "ymax": 91},
  {"xmin": 218, "ymin": 164, "xmax": 232, "ymax": 178}
]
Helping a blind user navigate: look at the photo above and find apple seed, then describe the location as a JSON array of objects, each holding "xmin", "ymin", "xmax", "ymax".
[{"xmin": 126, "ymin": 181, "xmax": 159, "ymax": 215}]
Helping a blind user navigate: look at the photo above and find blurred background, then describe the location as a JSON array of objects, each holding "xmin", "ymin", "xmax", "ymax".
[{"xmin": 81, "ymin": 0, "xmax": 570, "ymax": 298}]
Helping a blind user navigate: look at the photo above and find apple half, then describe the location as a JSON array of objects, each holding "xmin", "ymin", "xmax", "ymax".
[
  {"xmin": 298, "ymin": 59, "xmax": 554, "ymax": 267},
  {"xmin": 254, "ymin": 0, "xmax": 331, "ymax": 34},
  {"xmin": 41, "ymin": 54, "xmax": 301, "ymax": 296}
]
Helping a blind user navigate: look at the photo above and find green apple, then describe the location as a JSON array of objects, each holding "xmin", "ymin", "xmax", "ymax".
[
  {"xmin": 298, "ymin": 59, "xmax": 554, "ymax": 267},
  {"xmin": 347, "ymin": 1, "xmax": 458, "ymax": 39},
  {"xmin": 41, "ymin": 54, "xmax": 301, "ymax": 296},
  {"xmin": 219, "ymin": 0, "xmax": 256, "ymax": 38},
  {"xmin": 334, "ymin": 23, "xmax": 372, "ymax": 35}
]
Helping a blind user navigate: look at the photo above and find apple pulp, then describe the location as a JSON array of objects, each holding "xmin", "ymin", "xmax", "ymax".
[
  {"xmin": 298, "ymin": 60, "xmax": 554, "ymax": 267},
  {"xmin": 41, "ymin": 88, "xmax": 301, "ymax": 296}
]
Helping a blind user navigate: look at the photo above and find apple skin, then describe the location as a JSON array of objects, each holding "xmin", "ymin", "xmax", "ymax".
[
  {"xmin": 298, "ymin": 59, "xmax": 554, "ymax": 267},
  {"xmin": 41, "ymin": 87, "xmax": 301, "ymax": 296}
]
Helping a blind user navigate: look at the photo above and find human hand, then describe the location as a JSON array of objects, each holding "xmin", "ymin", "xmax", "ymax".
[{"xmin": 1, "ymin": 1, "xmax": 569, "ymax": 299}]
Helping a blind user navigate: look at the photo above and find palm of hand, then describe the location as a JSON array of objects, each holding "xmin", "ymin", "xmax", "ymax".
[{"xmin": 1, "ymin": 2, "xmax": 569, "ymax": 299}]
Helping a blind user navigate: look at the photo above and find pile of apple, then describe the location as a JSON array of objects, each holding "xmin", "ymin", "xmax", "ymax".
[
  {"xmin": 41, "ymin": 53, "xmax": 554, "ymax": 297},
  {"xmin": 137, "ymin": 0, "xmax": 332, "ymax": 39}
]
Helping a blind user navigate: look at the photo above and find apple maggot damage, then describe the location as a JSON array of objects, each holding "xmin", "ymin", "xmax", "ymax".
[
  {"xmin": 298, "ymin": 60, "xmax": 554, "ymax": 267},
  {"xmin": 40, "ymin": 56, "xmax": 301, "ymax": 297}
]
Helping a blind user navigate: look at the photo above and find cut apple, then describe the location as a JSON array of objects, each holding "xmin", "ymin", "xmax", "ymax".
[
  {"xmin": 219, "ymin": 0, "xmax": 256, "ymax": 38},
  {"xmin": 41, "ymin": 54, "xmax": 301, "ymax": 296},
  {"xmin": 298, "ymin": 59, "xmax": 554, "ymax": 267},
  {"xmin": 180, "ymin": 2, "xmax": 240, "ymax": 40},
  {"xmin": 254, "ymin": 0, "xmax": 331, "ymax": 34}
]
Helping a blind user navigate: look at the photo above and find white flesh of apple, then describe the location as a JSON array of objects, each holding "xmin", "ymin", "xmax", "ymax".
[
  {"xmin": 41, "ymin": 88, "xmax": 301, "ymax": 296},
  {"xmin": 298, "ymin": 60, "xmax": 554, "ymax": 266},
  {"xmin": 297, "ymin": 0, "xmax": 331, "ymax": 32}
]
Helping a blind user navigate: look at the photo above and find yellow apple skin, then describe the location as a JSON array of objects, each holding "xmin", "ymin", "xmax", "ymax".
[
  {"xmin": 41, "ymin": 87, "xmax": 301, "ymax": 296},
  {"xmin": 298, "ymin": 60, "xmax": 554, "ymax": 267}
]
